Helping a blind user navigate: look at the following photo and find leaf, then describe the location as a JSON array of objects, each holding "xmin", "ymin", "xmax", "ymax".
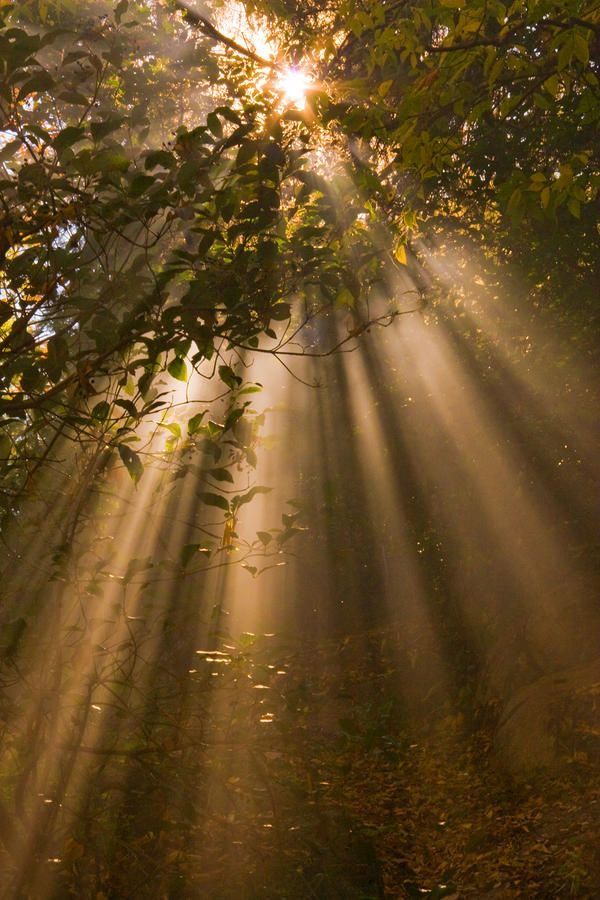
[
  {"xmin": 209, "ymin": 467, "xmax": 234, "ymax": 483},
  {"xmin": 206, "ymin": 112, "xmax": 223, "ymax": 138},
  {"xmin": 114, "ymin": 0, "xmax": 129, "ymax": 23},
  {"xmin": 270, "ymin": 302, "xmax": 290, "ymax": 321},
  {"xmin": 124, "ymin": 557, "xmax": 153, "ymax": 584},
  {"xmin": 336, "ymin": 287, "xmax": 355, "ymax": 308},
  {"xmin": 543, "ymin": 75, "xmax": 560, "ymax": 98},
  {"xmin": 540, "ymin": 186, "xmax": 551, "ymax": 209},
  {"xmin": 159, "ymin": 422, "xmax": 181, "ymax": 438},
  {"xmin": 218, "ymin": 364, "xmax": 241, "ymax": 389},
  {"xmin": 90, "ymin": 116, "xmax": 125, "ymax": 141},
  {"xmin": 53, "ymin": 125, "xmax": 86, "ymax": 153},
  {"xmin": 145, "ymin": 149, "xmax": 176, "ymax": 170},
  {"xmin": 394, "ymin": 243, "xmax": 407, "ymax": 265},
  {"xmin": 91, "ymin": 150, "xmax": 130, "ymax": 174},
  {"xmin": 224, "ymin": 407, "xmax": 245, "ymax": 432},
  {"xmin": 233, "ymin": 486, "xmax": 272, "ymax": 509},
  {"xmin": 0, "ymin": 138, "xmax": 22, "ymax": 162},
  {"xmin": 114, "ymin": 399, "xmax": 138, "ymax": 418},
  {"xmin": 129, "ymin": 174, "xmax": 154, "ymax": 197},
  {"xmin": 57, "ymin": 89, "xmax": 90, "ymax": 105},
  {"xmin": 187, "ymin": 411, "xmax": 206, "ymax": 435},
  {"xmin": 18, "ymin": 71, "xmax": 54, "ymax": 100},
  {"xmin": 257, "ymin": 531, "xmax": 272, "ymax": 546},
  {"xmin": 198, "ymin": 491, "xmax": 230, "ymax": 512},
  {"xmin": 181, "ymin": 543, "xmax": 211, "ymax": 568},
  {"xmin": 118, "ymin": 444, "xmax": 144, "ymax": 484},
  {"xmin": 506, "ymin": 187, "xmax": 523, "ymax": 220},
  {"xmin": 91, "ymin": 400, "xmax": 110, "ymax": 420},
  {"xmin": 278, "ymin": 526, "xmax": 303, "ymax": 544},
  {"xmin": 236, "ymin": 141, "xmax": 257, "ymax": 167},
  {"xmin": 168, "ymin": 357, "xmax": 188, "ymax": 381},
  {"xmin": 0, "ymin": 434, "xmax": 12, "ymax": 459}
]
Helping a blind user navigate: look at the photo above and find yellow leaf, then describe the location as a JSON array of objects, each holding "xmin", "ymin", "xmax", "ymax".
[
  {"xmin": 394, "ymin": 244, "xmax": 407, "ymax": 265},
  {"xmin": 378, "ymin": 80, "xmax": 393, "ymax": 98}
]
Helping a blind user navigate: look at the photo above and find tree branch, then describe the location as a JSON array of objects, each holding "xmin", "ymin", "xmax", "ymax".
[{"xmin": 170, "ymin": 0, "xmax": 277, "ymax": 68}]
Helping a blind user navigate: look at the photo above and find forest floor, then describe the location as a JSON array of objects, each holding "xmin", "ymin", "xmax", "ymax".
[
  {"xmin": 190, "ymin": 626, "xmax": 600, "ymax": 899},
  {"xmin": 12, "ymin": 623, "xmax": 600, "ymax": 899}
]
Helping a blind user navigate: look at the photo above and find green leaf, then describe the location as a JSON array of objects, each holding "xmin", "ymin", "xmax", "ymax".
[
  {"xmin": 257, "ymin": 531, "xmax": 272, "ymax": 545},
  {"xmin": 145, "ymin": 149, "xmax": 176, "ymax": 170},
  {"xmin": 160, "ymin": 422, "xmax": 182, "ymax": 438},
  {"xmin": 91, "ymin": 150, "xmax": 130, "ymax": 174},
  {"xmin": 53, "ymin": 125, "xmax": 86, "ymax": 153},
  {"xmin": 543, "ymin": 75, "xmax": 560, "ymax": 98},
  {"xmin": 270, "ymin": 303, "xmax": 290, "ymax": 321},
  {"xmin": 18, "ymin": 71, "xmax": 54, "ymax": 100},
  {"xmin": 198, "ymin": 492, "xmax": 230, "ymax": 512},
  {"xmin": 540, "ymin": 186, "xmax": 551, "ymax": 209},
  {"xmin": 181, "ymin": 543, "xmax": 211, "ymax": 568},
  {"xmin": 218, "ymin": 364, "xmax": 241, "ymax": 389},
  {"xmin": 114, "ymin": 0, "xmax": 129, "ymax": 23},
  {"xmin": 206, "ymin": 112, "xmax": 223, "ymax": 138},
  {"xmin": 187, "ymin": 411, "xmax": 206, "ymax": 435},
  {"xmin": 0, "ymin": 434, "xmax": 12, "ymax": 459},
  {"xmin": 233, "ymin": 486, "xmax": 271, "ymax": 509},
  {"xmin": 57, "ymin": 89, "xmax": 90, "ymax": 105},
  {"xmin": 91, "ymin": 400, "xmax": 110, "ymax": 420},
  {"xmin": 224, "ymin": 407, "xmax": 245, "ymax": 432},
  {"xmin": 91, "ymin": 116, "xmax": 125, "ymax": 141},
  {"xmin": 118, "ymin": 444, "xmax": 144, "ymax": 484},
  {"xmin": 209, "ymin": 467, "xmax": 234, "ymax": 483},
  {"xmin": 168, "ymin": 357, "xmax": 188, "ymax": 381},
  {"xmin": 236, "ymin": 141, "xmax": 257, "ymax": 167},
  {"xmin": 114, "ymin": 398, "xmax": 138, "ymax": 418},
  {"xmin": 129, "ymin": 174, "xmax": 154, "ymax": 197}
]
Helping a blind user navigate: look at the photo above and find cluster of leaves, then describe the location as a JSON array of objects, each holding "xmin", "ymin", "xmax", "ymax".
[
  {"xmin": 0, "ymin": 0, "xmax": 389, "ymax": 517},
  {"xmin": 3, "ymin": 0, "xmax": 596, "ymax": 510},
  {"xmin": 263, "ymin": 0, "xmax": 599, "ymax": 301}
]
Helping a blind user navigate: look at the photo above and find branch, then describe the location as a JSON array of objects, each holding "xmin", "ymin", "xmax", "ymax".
[
  {"xmin": 170, "ymin": 0, "xmax": 277, "ymax": 69},
  {"xmin": 427, "ymin": 14, "xmax": 600, "ymax": 53},
  {"xmin": 225, "ymin": 305, "xmax": 422, "ymax": 359}
]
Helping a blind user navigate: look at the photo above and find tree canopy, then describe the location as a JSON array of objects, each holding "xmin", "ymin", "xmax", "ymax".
[{"xmin": 1, "ymin": 0, "xmax": 597, "ymax": 507}]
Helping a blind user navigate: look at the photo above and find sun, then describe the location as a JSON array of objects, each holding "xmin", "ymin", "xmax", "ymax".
[{"xmin": 275, "ymin": 67, "xmax": 313, "ymax": 109}]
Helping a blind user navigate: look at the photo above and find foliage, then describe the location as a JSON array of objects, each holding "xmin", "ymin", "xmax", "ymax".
[
  {"xmin": 0, "ymin": 0, "xmax": 386, "ymax": 515},
  {"xmin": 1, "ymin": 0, "xmax": 597, "ymax": 506}
]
